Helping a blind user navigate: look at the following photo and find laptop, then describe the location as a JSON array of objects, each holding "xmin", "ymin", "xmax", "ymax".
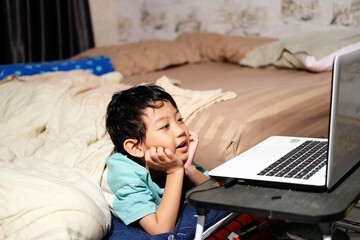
[{"xmin": 209, "ymin": 49, "xmax": 360, "ymax": 191}]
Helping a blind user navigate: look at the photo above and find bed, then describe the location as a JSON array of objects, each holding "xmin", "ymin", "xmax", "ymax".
[{"xmin": 1, "ymin": 30, "xmax": 359, "ymax": 239}]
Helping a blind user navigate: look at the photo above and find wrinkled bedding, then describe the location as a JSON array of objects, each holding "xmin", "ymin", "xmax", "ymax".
[
  {"xmin": 0, "ymin": 70, "xmax": 234, "ymax": 239},
  {"xmin": 0, "ymin": 71, "xmax": 119, "ymax": 239},
  {"xmin": 240, "ymin": 30, "xmax": 360, "ymax": 72}
]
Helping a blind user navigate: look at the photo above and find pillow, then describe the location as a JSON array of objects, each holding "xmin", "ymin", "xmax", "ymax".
[
  {"xmin": 176, "ymin": 32, "xmax": 225, "ymax": 62},
  {"xmin": 220, "ymin": 35, "xmax": 276, "ymax": 63},
  {"xmin": 240, "ymin": 30, "xmax": 360, "ymax": 72},
  {"xmin": 175, "ymin": 32, "xmax": 276, "ymax": 63},
  {"xmin": 73, "ymin": 40, "xmax": 202, "ymax": 76},
  {"xmin": 302, "ymin": 42, "xmax": 360, "ymax": 72},
  {"xmin": 0, "ymin": 56, "xmax": 113, "ymax": 80}
]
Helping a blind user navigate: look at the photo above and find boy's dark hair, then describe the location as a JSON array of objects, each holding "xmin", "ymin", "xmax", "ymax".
[{"xmin": 106, "ymin": 84, "xmax": 178, "ymax": 155}]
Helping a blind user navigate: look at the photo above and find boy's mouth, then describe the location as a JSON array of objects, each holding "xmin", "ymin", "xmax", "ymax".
[
  {"xmin": 176, "ymin": 140, "xmax": 188, "ymax": 152},
  {"xmin": 176, "ymin": 141, "xmax": 187, "ymax": 149}
]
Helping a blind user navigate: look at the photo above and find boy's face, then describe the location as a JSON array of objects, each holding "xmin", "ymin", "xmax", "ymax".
[{"xmin": 140, "ymin": 101, "xmax": 190, "ymax": 162}]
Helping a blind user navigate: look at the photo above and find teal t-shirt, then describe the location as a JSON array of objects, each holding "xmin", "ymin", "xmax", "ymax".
[{"xmin": 104, "ymin": 153, "xmax": 164, "ymax": 225}]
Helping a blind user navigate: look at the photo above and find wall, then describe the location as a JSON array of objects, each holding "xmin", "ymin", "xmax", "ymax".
[
  {"xmin": 89, "ymin": 0, "xmax": 119, "ymax": 47},
  {"xmin": 90, "ymin": 0, "xmax": 360, "ymax": 46}
]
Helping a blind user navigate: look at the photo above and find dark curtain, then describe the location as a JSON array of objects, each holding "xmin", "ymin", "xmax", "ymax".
[{"xmin": 0, "ymin": 0, "xmax": 94, "ymax": 64}]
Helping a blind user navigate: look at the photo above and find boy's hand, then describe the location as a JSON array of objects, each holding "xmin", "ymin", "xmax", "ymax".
[
  {"xmin": 183, "ymin": 131, "xmax": 199, "ymax": 169},
  {"xmin": 182, "ymin": 131, "xmax": 209, "ymax": 185},
  {"xmin": 145, "ymin": 147, "xmax": 183, "ymax": 174}
]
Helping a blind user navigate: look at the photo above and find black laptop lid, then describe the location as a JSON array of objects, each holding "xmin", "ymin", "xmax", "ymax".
[{"xmin": 327, "ymin": 49, "xmax": 360, "ymax": 189}]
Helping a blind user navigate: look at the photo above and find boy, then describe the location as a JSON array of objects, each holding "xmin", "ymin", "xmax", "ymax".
[{"xmin": 102, "ymin": 84, "xmax": 209, "ymax": 235}]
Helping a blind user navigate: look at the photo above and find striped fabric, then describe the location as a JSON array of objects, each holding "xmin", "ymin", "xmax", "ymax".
[{"xmin": 206, "ymin": 214, "xmax": 276, "ymax": 240}]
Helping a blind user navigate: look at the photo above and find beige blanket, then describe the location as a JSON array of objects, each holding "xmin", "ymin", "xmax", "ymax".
[
  {"xmin": 155, "ymin": 76, "xmax": 237, "ymax": 123},
  {"xmin": 0, "ymin": 70, "xmax": 235, "ymax": 239}
]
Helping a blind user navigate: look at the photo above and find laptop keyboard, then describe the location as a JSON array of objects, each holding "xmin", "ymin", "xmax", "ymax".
[{"xmin": 257, "ymin": 140, "xmax": 327, "ymax": 179}]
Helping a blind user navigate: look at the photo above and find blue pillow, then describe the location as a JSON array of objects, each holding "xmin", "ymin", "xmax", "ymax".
[{"xmin": 0, "ymin": 56, "xmax": 113, "ymax": 80}]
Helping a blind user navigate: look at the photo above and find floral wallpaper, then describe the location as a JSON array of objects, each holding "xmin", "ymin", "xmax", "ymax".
[{"xmin": 116, "ymin": 0, "xmax": 360, "ymax": 43}]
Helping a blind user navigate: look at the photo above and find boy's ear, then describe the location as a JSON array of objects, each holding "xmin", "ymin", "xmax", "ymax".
[{"xmin": 123, "ymin": 139, "xmax": 145, "ymax": 158}]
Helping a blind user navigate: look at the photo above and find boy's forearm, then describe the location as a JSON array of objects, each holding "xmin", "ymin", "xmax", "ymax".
[
  {"xmin": 140, "ymin": 169, "xmax": 184, "ymax": 235},
  {"xmin": 185, "ymin": 164, "xmax": 209, "ymax": 185}
]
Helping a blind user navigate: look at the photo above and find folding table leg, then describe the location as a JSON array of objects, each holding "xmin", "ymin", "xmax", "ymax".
[
  {"xmin": 194, "ymin": 208, "xmax": 208, "ymax": 240},
  {"xmin": 319, "ymin": 222, "xmax": 335, "ymax": 240},
  {"xmin": 194, "ymin": 215, "xmax": 205, "ymax": 240}
]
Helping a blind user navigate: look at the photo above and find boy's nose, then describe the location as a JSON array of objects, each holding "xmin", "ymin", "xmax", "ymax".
[{"xmin": 175, "ymin": 124, "xmax": 186, "ymax": 137}]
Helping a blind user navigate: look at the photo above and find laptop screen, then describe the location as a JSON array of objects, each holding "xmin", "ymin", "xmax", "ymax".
[{"xmin": 327, "ymin": 50, "xmax": 360, "ymax": 189}]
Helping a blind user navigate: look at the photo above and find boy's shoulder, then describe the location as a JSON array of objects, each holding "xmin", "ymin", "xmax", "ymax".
[
  {"xmin": 104, "ymin": 152, "xmax": 150, "ymax": 189},
  {"xmin": 106, "ymin": 152, "xmax": 146, "ymax": 173},
  {"xmin": 107, "ymin": 152, "xmax": 129, "ymax": 163}
]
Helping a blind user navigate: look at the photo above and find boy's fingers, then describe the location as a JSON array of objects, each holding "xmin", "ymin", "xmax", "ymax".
[
  {"xmin": 156, "ymin": 147, "xmax": 168, "ymax": 161},
  {"xmin": 147, "ymin": 147, "xmax": 169, "ymax": 163},
  {"xmin": 189, "ymin": 131, "xmax": 199, "ymax": 139},
  {"xmin": 148, "ymin": 147, "xmax": 156, "ymax": 159},
  {"xmin": 164, "ymin": 148, "xmax": 173, "ymax": 157},
  {"xmin": 146, "ymin": 147, "xmax": 159, "ymax": 163}
]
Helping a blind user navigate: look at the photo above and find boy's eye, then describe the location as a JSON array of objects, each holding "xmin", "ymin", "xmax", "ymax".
[
  {"xmin": 178, "ymin": 117, "xmax": 184, "ymax": 123},
  {"xmin": 160, "ymin": 124, "xmax": 169, "ymax": 130}
]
